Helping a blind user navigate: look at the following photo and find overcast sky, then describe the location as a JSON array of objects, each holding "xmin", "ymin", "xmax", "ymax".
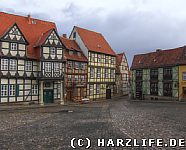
[{"xmin": 1, "ymin": 0, "xmax": 186, "ymax": 65}]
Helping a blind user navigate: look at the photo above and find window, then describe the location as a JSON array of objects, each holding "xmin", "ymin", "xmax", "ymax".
[
  {"xmin": 10, "ymin": 43, "xmax": 17, "ymax": 50},
  {"xmin": 183, "ymin": 72, "xmax": 186, "ymax": 81},
  {"xmin": 9, "ymin": 85, "xmax": 15, "ymax": 96},
  {"xmin": 111, "ymin": 69, "xmax": 115, "ymax": 78},
  {"xmin": 163, "ymin": 82, "xmax": 172, "ymax": 96},
  {"xmin": 73, "ymin": 32, "xmax": 76, "ymax": 38},
  {"xmin": 90, "ymin": 68, "xmax": 94, "ymax": 78},
  {"xmin": 32, "ymin": 85, "xmax": 38, "ymax": 95},
  {"xmin": 90, "ymin": 53, "xmax": 95, "ymax": 62},
  {"xmin": 1, "ymin": 85, "xmax": 8, "ymax": 97},
  {"xmin": 96, "ymin": 84, "xmax": 100, "ymax": 94},
  {"xmin": 26, "ymin": 61, "xmax": 32, "ymax": 71},
  {"xmin": 50, "ymin": 47, "xmax": 56, "ymax": 55},
  {"xmin": 136, "ymin": 70, "xmax": 143, "ymax": 80},
  {"xmin": 68, "ymin": 61, "xmax": 73, "ymax": 69},
  {"xmin": 105, "ymin": 56, "xmax": 109, "ymax": 63},
  {"xmin": 111, "ymin": 57, "xmax": 115, "ymax": 64},
  {"xmin": 69, "ymin": 50, "xmax": 73, "ymax": 55},
  {"xmin": 9, "ymin": 59, "xmax": 17, "ymax": 70},
  {"xmin": 150, "ymin": 69, "xmax": 158, "ymax": 80},
  {"xmin": 45, "ymin": 62, "xmax": 51, "ymax": 72},
  {"xmin": 90, "ymin": 85, "xmax": 94, "ymax": 96},
  {"xmin": 1, "ymin": 59, "xmax": 8, "ymax": 70},
  {"xmin": 150, "ymin": 82, "xmax": 158, "ymax": 95},
  {"xmin": 54, "ymin": 63, "xmax": 60, "ymax": 72},
  {"xmin": 80, "ymin": 63, "xmax": 84, "ymax": 69},
  {"xmin": 163, "ymin": 67, "xmax": 172, "ymax": 80},
  {"xmin": 74, "ymin": 75, "xmax": 78, "ymax": 82},
  {"xmin": 67, "ymin": 75, "xmax": 72, "ymax": 81},
  {"xmin": 75, "ymin": 62, "xmax": 79, "ymax": 69},
  {"xmin": 97, "ymin": 68, "xmax": 101, "ymax": 78},
  {"xmin": 81, "ymin": 76, "xmax": 85, "ymax": 82},
  {"xmin": 105, "ymin": 69, "xmax": 109, "ymax": 78},
  {"xmin": 98, "ymin": 54, "xmax": 101, "ymax": 63}
]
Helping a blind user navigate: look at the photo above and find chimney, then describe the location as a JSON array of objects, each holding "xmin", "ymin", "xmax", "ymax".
[
  {"xmin": 62, "ymin": 34, "xmax": 67, "ymax": 38},
  {"xmin": 27, "ymin": 14, "xmax": 31, "ymax": 24},
  {"xmin": 156, "ymin": 49, "xmax": 162, "ymax": 52}
]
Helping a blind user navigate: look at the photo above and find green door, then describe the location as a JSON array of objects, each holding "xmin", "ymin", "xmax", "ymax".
[{"xmin": 43, "ymin": 90, "xmax": 54, "ymax": 103}]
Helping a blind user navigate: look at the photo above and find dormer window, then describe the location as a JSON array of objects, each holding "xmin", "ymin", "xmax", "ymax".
[
  {"xmin": 77, "ymin": 52, "xmax": 81, "ymax": 56},
  {"xmin": 69, "ymin": 50, "xmax": 73, "ymax": 55},
  {"xmin": 11, "ymin": 43, "xmax": 17, "ymax": 51},
  {"xmin": 50, "ymin": 47, "xmax": 56, "ymax": 55}
]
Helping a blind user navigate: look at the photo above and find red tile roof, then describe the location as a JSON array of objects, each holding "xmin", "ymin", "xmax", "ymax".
[
  {"xmin": 61, "ymin": 37, "xmax": 87, "ymax": 62},
  {"xmin": 0, "ymin": 12, "xmax": 57, "ymax": 59},
  {"xmin": 131, "ymin": 46, "xmax": 186, "ymax": 69},
  {"xmin": 74, "ymin": 26, "xmax": 116, "ymax": 56}
]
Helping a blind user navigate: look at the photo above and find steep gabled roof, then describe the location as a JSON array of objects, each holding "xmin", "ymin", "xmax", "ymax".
[
  {"xmin": 61, "ymin": 37, "xmax": 87, "ymax": 62},
  {"xmin": 74, "ymin": 26, "xmax": 116, "ymax": 56},
  {"xmin": 116, "ymin": 52, "xmax": 129, "ymax": 74},
  {"xmin": 131, "ymin": 46, "xmax": 186, "ymax": 70},
  {"xmin": 0, "ymin": 12, "xmax": 57, "ymax": 59}
]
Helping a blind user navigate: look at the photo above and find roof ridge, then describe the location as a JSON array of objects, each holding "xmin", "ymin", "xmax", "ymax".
[
  {"xmin": 75, "ymin": 26, "xmax": 102, "ymax": 35},
  {"xmin": 0, "ymin": 11, "xmax": 55, "ymax": 25}
]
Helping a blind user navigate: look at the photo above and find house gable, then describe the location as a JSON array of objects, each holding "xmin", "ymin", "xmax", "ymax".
[{"xmin": 1, "ymin": 23, "xmax": 28, "ymax": 44}]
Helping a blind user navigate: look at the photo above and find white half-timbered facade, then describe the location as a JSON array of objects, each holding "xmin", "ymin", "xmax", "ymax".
[{"xmin": 0, "ymin": 12, "xmax": 65, "ymax": 104}]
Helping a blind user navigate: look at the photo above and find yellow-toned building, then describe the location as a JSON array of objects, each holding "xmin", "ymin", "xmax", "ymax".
[
  {"xmin": 179, "ymin": 65, "xmax": 186, "ymax": 100},
  {"xmin": 70, "ymin": 26, "xmax": 116, "ymax": 100}
]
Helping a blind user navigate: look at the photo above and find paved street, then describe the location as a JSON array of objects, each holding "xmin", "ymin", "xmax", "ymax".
[{"xmin": 0, "ymin": 98, "xmax": 186, "ymax": 150}]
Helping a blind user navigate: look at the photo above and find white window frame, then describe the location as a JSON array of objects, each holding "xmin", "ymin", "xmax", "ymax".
[
  {"xmin": 74, "ymin": 75, "xmax": 78, "ymax": 82},
  {"xmin": 111, "ymin": 69, "xmax": 114, "ymax": 78},
  {"xmin": 26, "ymin": 61, "xmax": 32, "ymax": 71},
  {"xmin": 96, "ymin": 84, "xmax": 100, "ymax": 94},
  {"xmin": 97, "ymin": 68, "xmax": 101, "ymax": 78},
  {"xmin": 90, "ymin": 85, "xmax": 94, "ymax": 96},
  {"xmin": 10, "ymin": 43, "xmax": 17, "ymax": 51},
  {"xmin": 1, "ymin": 85, "xmax": 8, "ymax": 97},
  {"xmin": 45, "ymin": 62, "xmax": 51, "ymax": 72},
  {"xmin": 75, "ymin": 62, "xmax": 79, "ymax": 69},
  {"xmin": 105, "ymin": 69, "xmax": 109, "ymax": 78},
  {"xmin": 91, "ymin": 53, "xmax": 95, "ymax": 62},
  {"xmin": 54, "ymin": 62, "xmax": 60, "ymax": 72},
  {"xmin": 68, "ymin": 75, "xmax": 72, "ymax": 81},
  {"xmin": 1, "ymin": 59, "xmax": 8, "ymax": 70},
  {"xmin": 98, "ymin": 54, "xmax": 101, "ymax": 63},
  {"xmin": 81, "ymin": 75, "xmax": 85, "ymax": 82},
  {"xmin": 183, "ymin": 72, "xmax": 186, "ymax": 81},
  {"xmin": 50, "ymin": 47, "xmax": 56, "ymax": 55},
  {"xmin": 9, "ymin": 59, "xmax": 17, "ymax": 70},
  {"xmin": 90, "ymin": 68, "xmax": 94, "ymax": 78},
  {"xmin": 9, "ymin": 84, "xmax": 15, "ymax": 96},
  {"xmin": 111, "ymin": 57, "xmax": 115, "ymax": 64},
  {"xmin": 32, "ymin": 85, "xmax": 38, "ymax": 95}
]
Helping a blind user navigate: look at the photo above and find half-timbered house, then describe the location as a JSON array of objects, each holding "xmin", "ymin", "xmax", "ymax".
[
  {"xmin": 131, "ymin": 47, "xmax": 186, "ymax": 101},
  {"xmin": 0, "ymin": 12, "xmax": 65, "ymax": 104},
  {"xmin": 70, "ymin": 26, "xmax": 116, "ymax": 100},
  {"xmin": 115, "ymin": 52, "xmax": 129, "ymax": 95},
  {"xmin": 61, "ymin": 36, "xmax": 88, "ymax": 102}
]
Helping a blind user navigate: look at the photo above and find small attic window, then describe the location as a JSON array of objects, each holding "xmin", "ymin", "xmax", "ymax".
[
  {"xmin": 77, "ymin": 52, "xmax": 81, "ymax": 56},
  {"xmin": 98, "ymin": 45, "xmax": 101, "ymax": 48},
  {"xmin": 73, "ymin": 32, "xmax": 76, "ymax": 38},
  {"xmin": 32, "ymin": 20, "xmax": 37, "ymax": 24}
]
